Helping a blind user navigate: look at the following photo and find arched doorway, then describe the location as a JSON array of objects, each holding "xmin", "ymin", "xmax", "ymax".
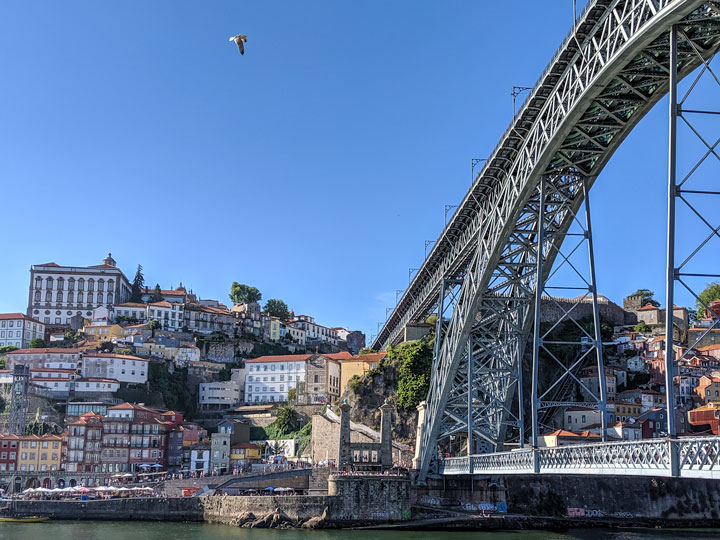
[
  {"xmin": 25, "ymin": 478, "xmax": 39, "ymax": 489},
  {"xmin": 42, "ymin": 478, "xmax": 52, "ymax": 489},
  {"xmin": 57, "ymin": 479, "xmax": 65, "ymax": 488},
  {"xmin": 69, "ymin": 479, "xmax": 77, "ymax": 487}
]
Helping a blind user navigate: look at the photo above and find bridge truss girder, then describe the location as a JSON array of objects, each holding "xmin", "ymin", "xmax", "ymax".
[{"xmin": 412, "ymin": 0, "xmax": 720, "ymax": 482}]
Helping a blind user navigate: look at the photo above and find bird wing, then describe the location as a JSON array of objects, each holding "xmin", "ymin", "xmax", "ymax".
[{"xmin": 237, "ymin": 41, "xmax": 245, "ymax": 55}]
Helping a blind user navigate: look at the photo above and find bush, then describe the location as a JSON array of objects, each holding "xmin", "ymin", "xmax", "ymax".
[
  {"xmin": 390, "ymin": 339, "xmax": 433, "ymax": 410},
  {"xmin": 348, "ymin": 375, "xmax": 362, "ymax": 393}
]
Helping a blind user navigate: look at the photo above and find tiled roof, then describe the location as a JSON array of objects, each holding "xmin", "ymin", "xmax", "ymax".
[
  {"xmin": 115, "ymin": 302, "xmax": 148, "ymax": 308},
  {"xmin": 0, "ymin": 313, "xmax": 43, "ymax": 324},
  {"xmin": 82, "ymin": 352, "xmax": 148, "ymax": 361},
  {"xmin": 248, "ymin": 352, "xmax": 352, "ymax": 364},
  {"xmin": 149, "ymin": 301, "xmax": 173, "ymax": 308},
  {"xmin": 7, "ymin": 348, "xmax": 82, "ymax": 355},
  {"xmin": 637, "ymin": 305, "xmax": 660, "ymax": 311}
]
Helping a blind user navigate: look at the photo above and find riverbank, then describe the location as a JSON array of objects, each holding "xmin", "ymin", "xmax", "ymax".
[{"xmin": 9, "ymin": 497, "xmax": 720, "ymax": 532}]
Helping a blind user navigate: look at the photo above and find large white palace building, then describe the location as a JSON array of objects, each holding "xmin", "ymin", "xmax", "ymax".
[{"xmin": 26, "ymin": 253, "xmax": 131, "ymax": 326}]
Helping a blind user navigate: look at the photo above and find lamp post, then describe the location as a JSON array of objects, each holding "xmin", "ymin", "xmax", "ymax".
[
  {"xmin": 471, "ymin": 158, "xmax": 488, "ymax": 184},
  {"xmin": 511, "ymin": 86, "xmax": 533, "ymax": 118}
]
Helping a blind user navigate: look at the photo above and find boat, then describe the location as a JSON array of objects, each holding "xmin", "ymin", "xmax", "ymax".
[{"xmin": 0, "ymin": 516, "xmax": 50, "ymax": 523}]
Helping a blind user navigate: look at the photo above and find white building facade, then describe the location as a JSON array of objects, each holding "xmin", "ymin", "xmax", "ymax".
[
  {"xmin": 81, "ymin": 353, "xmax": 148, "ymax": 384},
  {"xmin": 27, "ymin": 254, "xmax": 131, "ymax": 326},
  {"xmin": 198, "ymin": 381, "xmax": 241, "ymax": 410},
  {"xmin": 0, "ymin": 313, "xmax": 45, "ymax": 349},
  {"xmin": 245, "ymin": 356, "xmax": 307, "ymax": 403}
]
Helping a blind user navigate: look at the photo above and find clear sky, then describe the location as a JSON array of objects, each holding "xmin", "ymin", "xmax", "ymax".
[{"xmin": 1, "ymin": 1, "xmax": 718, "ymax": 340}]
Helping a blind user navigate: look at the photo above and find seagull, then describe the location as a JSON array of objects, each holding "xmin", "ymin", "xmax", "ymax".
[{"xmin": 229, "ymin": 34, "xmax": 248, "ymax": 55}]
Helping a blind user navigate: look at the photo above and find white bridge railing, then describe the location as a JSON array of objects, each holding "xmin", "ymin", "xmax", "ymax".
[{"xmin": 439, "ymin": 436, "xmax": 720, "ymax": 479}]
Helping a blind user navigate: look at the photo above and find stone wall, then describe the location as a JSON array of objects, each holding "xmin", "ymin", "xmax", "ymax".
[
  {"xmin": 504, "ymin": 474, "xmax": 720, "ymax": 519},
  {"xmin": 540, "ymin": 297, "xmax": 629, "ymax": 326},
  {"xmin": 201, "ymin": 495, "xmax": 331, "ymax": 524},
  {"xmin": 328, "ymin": 475, "xmax": 411, "ymax": 522},
  {"xmin": 422, "ymin": 474, "xmax": 720, "ymax": 520},
  {"xmin": 9, "ymin": 497, "xmax": 203, "ymax": 521}
]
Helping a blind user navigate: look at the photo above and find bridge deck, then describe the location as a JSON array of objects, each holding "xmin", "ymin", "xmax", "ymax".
[{"xmin": 440, "ymin": 436, "xmax": 720, "ymax": 479}]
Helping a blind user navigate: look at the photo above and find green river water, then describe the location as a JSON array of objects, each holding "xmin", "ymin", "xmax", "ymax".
[{"xmin": 1, "ymin": 523, "xmax": 720, "ymax": 540}]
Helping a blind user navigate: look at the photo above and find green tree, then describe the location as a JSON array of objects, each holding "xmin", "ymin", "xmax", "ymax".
[
  {"xmin": 287, "ymin": 387, "xmax": 297, "ymax": 403},
  {"xmin": 229, "ymin": 282, "xmax": 262, "ymax": 305},
  {"xmin": 129, "ymin": 264, "xmax": 145, "ymax": 303},
  {"xmin": 64, "ymin": 331, "xmax": 80, "ymax": 343},
  {"xmin": 629, "ymin": 288, "xmax": 660, "ymax": 307},
  {"xmin": 634, "ymin": 321, "xmax": 652, "ymax": 333},
  {"xmin": 268, "ymin": 441, "xmax": 283, "ymax": 457},
  {"xmin": 697, "ymin": 281, "xmax": 720, "ymax": 317},
  {"xmin": 29, "ymin": 338, "xmax": 46, "ymax": 348},
  {"xmin": 359, "ymin": 348, "xmax": 376, "ymax": 355},
  {"xmin": 274, "ymin": 406, "xmax": 300, "ymax": 435},
  {"xmin": 149, "ymin": 319, "xmax": 161, "ymax": 337},
  {"xmin": 0, "ymin": 345, "xmax": 18, "ymax": 355},
  {"xmin": 264, "ymin": 299, "xmax": 290, "ymax": 321},
  {"xmin": 392, "ymin": 339, "xmax": 434, "ymax": 410},
  {"xmin": 149, "ymin": 284, "xmax": 165, "ymax": 303}
]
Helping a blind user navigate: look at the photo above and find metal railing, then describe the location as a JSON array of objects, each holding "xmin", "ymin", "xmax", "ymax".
[{"xmin": 439, "ymin": 436, "xmax": 720, "ymax": 478}]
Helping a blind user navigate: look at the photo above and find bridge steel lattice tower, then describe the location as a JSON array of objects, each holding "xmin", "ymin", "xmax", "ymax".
[{"xmin": 370, "ymin": 0, "xmax": 720, "ymax": 483}]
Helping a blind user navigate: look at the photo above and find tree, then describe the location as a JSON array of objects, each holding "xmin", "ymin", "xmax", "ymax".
[
  {"xmin": 149, "ymin": 319, "xmax": 161, "ymax": 337},
  {"xmin": 149, "ymin": 284, "xmax": 165, "ymax": 303},
  {"xmin": 129, "ymin": 264, "xmax": 145, "ymax": 303},
  {"xmin": 264, "ymin": 299, "xmax": 290, "ymax": 321},
  {"xmin": 629, "ymin": 288, "xmax": 660, "ymax": 307},
  {"xmin": 275, "ymin": 406, "xmax": 300, "ymax": 434},
  {"xmin": 287, "ymin": 387, "xmax": 297, "ymax": 403},
  {"xmin": 634, "ymin": 321, "xmax": 652, "ymax": 334},
  {"xmin": 229, "ymin": 282, "xmax": 262, "ymax": 305},
  {"xmin": 697, "ymin": 281, "xmax": 720, "ymax": 317},
  {"xmin": 64, "ymin": 331, "xmax": 80, "ymax": 343},
  {"xmin": 359, "ymin": 348, "xmax": 376, "ymax": 355},
  {"xmin": 29, "ymin": 338, "xmax": 46, "ymax": 348},
  {"xmin": 0, "ymin": 345, "xmax": 18, "ymax": 355}
]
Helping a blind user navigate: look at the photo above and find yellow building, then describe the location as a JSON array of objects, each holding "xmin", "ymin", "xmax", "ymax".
[
  {"xmin": 695, "ymin": 375, "xmax": 720, "ymax": 404},
  {"xmin": 267, "ymin": 317, "xmax": 281, "ymax": 341},
  {"xmin": 610, "ymin": 400, "xmax": 641, "ymax": 421},
  {"xmin": 82, "ymin": 324, "xmax": 124, "ymax": 343},
  {"xmin": 17, "ymin": 435, "xmax": 63, "ymax": 472},
  {"xmin": 340, "ymin": 352, "xmax": 387, "ymax": 392},
  {"xmin": 230, "ymin": 442, "xmax": 262, "ymax": 466}
]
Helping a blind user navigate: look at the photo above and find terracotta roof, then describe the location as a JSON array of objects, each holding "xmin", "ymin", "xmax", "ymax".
[
  {"xmin": 115, "ymin": 302, "xmax": 148, "ymax": 308},
  {"xmin": 82, "ymin": 352, "xmax": 147, "ymax": 361},
  {"xmin": 141, "ymin": 288, "xmax": 186, "ymax": 297},
  {"xmin": 36, "ymin": 262, "xmax": 60, "ymax": 267},
  {"xmin": 248, "ymin": 352, "xmax": 352, "ymax": 364},
  {"xmin": 87, "ymin": 264, "xmax": 119, "ymax": 269},
  {"xmin": 231, "ymin": 442, "xmax": 261, "ymax": 450},
  {"xmin": 638, "ymin": 305, "xmax": 660, "ymax": 311},
  {"xmin": 79, "ymin": 378, "xmax": 119, "ymax": 383},
  {"xmin": 7, "ymin": 348, "xmax": 82, "ymax": 355},
  {"xmin": 0, "ymin": 313, "xmax": 43, "ymax": 324},
  {"xmin": 33, "ymin": 377, "xmax": 70, "ymax": 382},
  {"xmin": 149, "ymin": 301, "xmax": 172, "ymax": 308},
  {"xmin": 30, "ymin": 368, "xmax": 77, "ymax": 374},
  {"xmin": 347, "ymin": 352, "xmax": 387, "ymax": 363},
  {"xmin": 698, "ymin": 344, "xmax": 720, "ymax": 352}
]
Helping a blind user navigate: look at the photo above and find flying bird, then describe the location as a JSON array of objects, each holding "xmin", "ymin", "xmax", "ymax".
[{"xmin": 229, "ymin": 34, "xmax": 248, "ymax": 55}]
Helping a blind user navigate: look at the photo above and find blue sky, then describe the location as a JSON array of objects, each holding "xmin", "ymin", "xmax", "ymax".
[{"xmin": 1, "ymin": 1, "xmax": 717, "ymax": 340}]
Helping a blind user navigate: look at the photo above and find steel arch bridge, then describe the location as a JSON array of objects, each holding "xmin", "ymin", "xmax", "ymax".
[{"xmin": 371, "ymin": 0, "xmax": 720, "ymax": 482}]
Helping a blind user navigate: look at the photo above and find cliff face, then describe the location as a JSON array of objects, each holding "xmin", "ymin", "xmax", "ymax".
[{"xmin": 339, "ymin": 356, "xmax": 418, "ymax": 445}]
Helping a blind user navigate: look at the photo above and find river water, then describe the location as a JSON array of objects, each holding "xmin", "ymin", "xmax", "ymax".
[{"xmin": 2, "ymin": 523, "xmax": 720, "ymax": 540}]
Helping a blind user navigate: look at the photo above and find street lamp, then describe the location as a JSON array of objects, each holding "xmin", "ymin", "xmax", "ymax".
[
  {"xmin": 396, "ymin": 289, "xmax": 405, "ymax": 303},
  {"xmin": 425, "ymin": 240, "xmax": 436, "ymax": 257},
  {"xmin": 409, "ymin": 268, "xmax": 419, "ymax": 282},
  {"xmin": 444, "ymin": 205, "xmax": 458, "ymax": 225},
  {"xmin": 511, "ymin": 86, "xmax": 533, "ymax": 119},
  {"xmin": 471, "ymin": 158, "xmax": 488, "ymax": 184}
]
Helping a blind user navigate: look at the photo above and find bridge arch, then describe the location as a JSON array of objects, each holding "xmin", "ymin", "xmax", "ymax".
[{"xmin": 369, "ymin": 0, "xmax": 720, "ymax": 481}]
